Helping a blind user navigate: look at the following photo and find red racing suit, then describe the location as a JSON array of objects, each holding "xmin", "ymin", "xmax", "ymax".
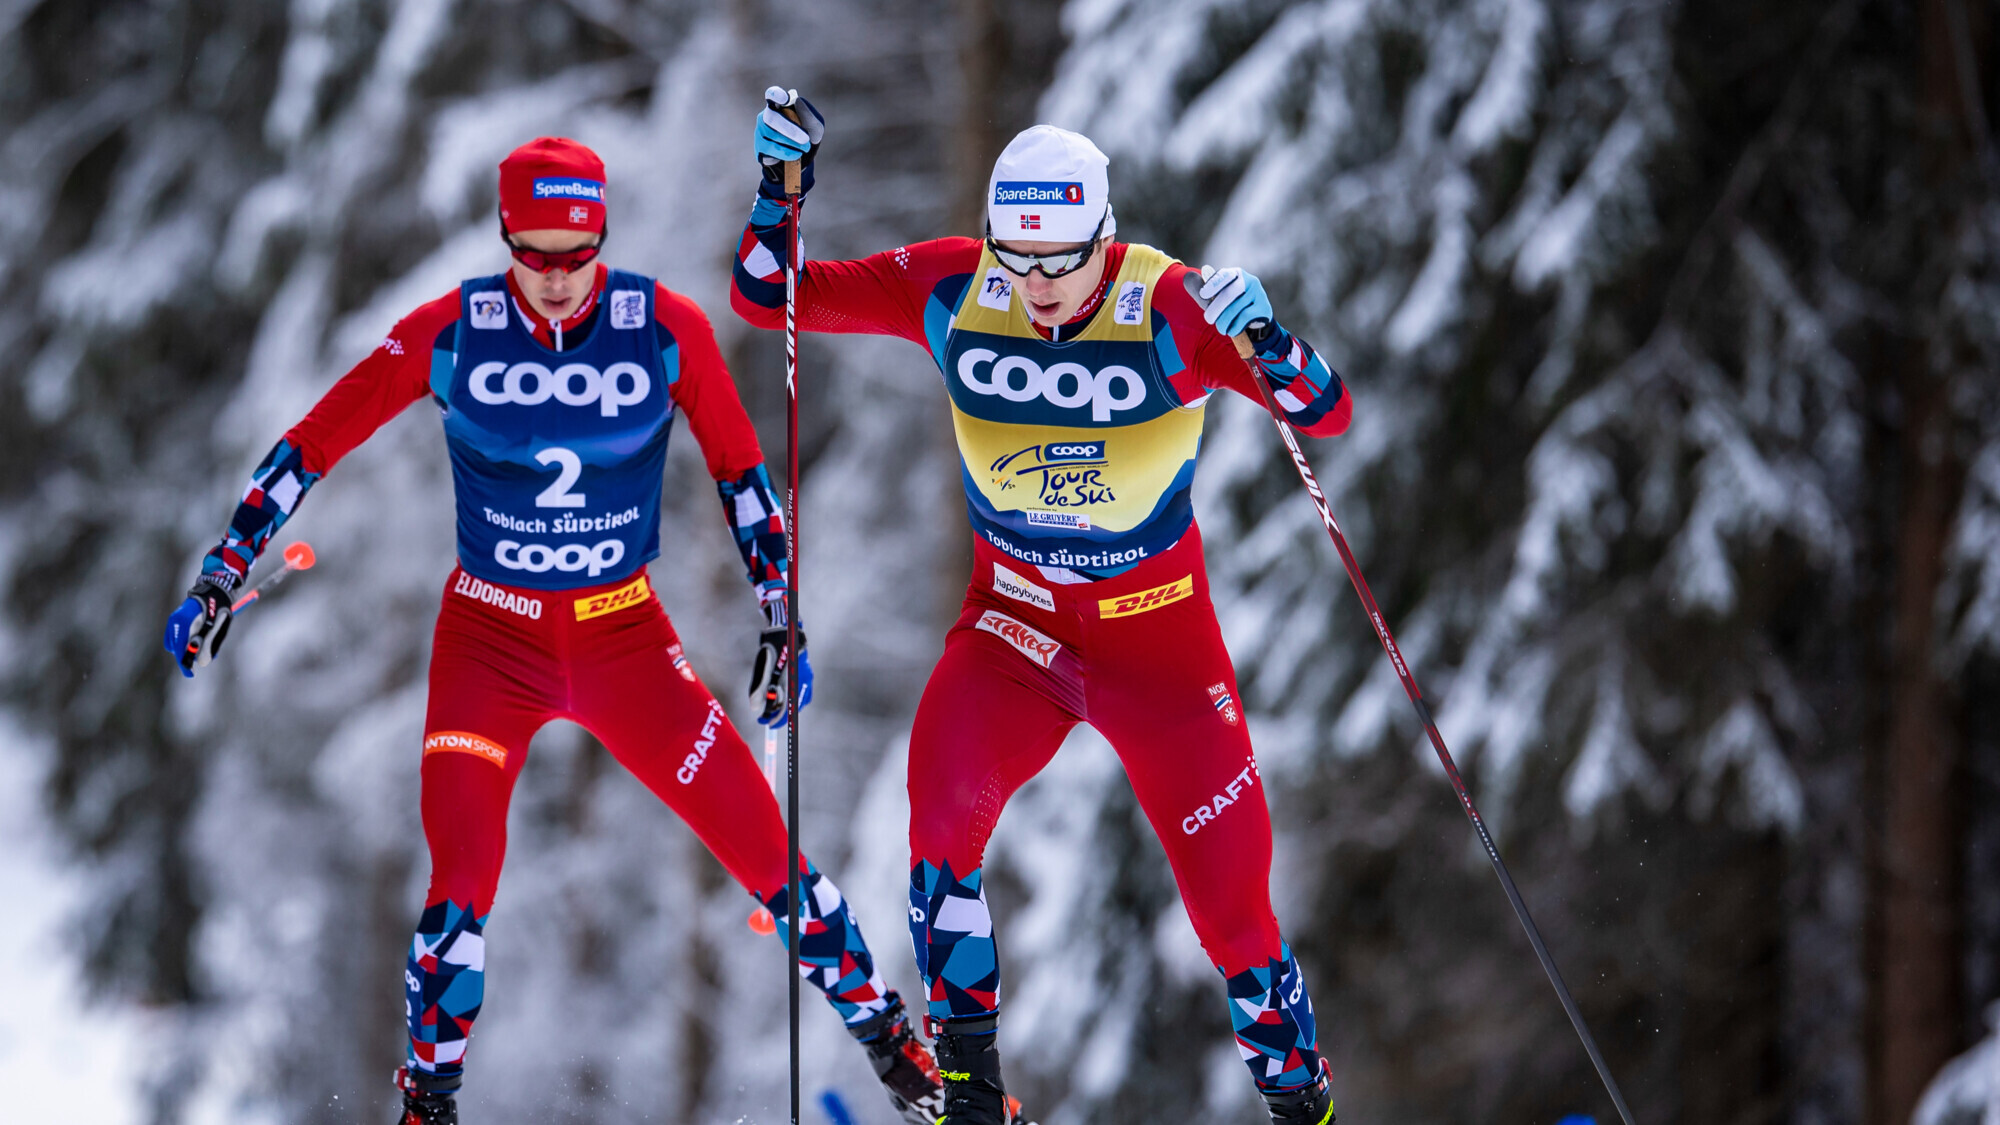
[
  {"xmin": 731, "ymin": 212, "xmax": 1349, "ymax": 1095},
  {"xmin": 199, "ymin": 265, "xmax": 894, "ymax": 1088}
]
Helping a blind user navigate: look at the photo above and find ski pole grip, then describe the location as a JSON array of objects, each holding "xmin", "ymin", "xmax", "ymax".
[
  {"xmin": 776, "ymin": 103, "xmax": 804, "ymax": 197},
  {"xmin": 1182, "ymin": 271, "xmax": 1257, "ymax": 360}
]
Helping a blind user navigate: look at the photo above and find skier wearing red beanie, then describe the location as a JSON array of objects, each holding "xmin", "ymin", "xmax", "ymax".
[{"xmin": 165, "ymin": 137, "xmax": 947, "ymax": 1125}]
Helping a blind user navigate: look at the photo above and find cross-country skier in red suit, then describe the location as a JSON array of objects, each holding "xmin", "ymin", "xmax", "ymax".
[
  {"xmin": 734, "ymin": 91, "xmax": 1351, "ymax": 1125},
  {"xmin": 162, "ymin": 138, "xmax": 949, "ymax": 1125}
]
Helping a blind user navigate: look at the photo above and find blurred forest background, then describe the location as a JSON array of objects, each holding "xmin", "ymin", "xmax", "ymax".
[{"xmin": 1, "ymin": 0, "xmax": 1998, "ymax": 1123}]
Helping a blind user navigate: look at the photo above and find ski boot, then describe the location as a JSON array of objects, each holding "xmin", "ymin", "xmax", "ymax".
[
  {"xmin": 394, "ymin": 1065, "xmax": 459, "ymax": 1125},
  {"xmin": 850, "ymin": 997, "xmax": 945, "ymax": 1125},
  {"xmin": 1261, "ymin": 1062, "xmax": 1335, "ymax": 1125},
  {"xmin": 931, "ymin": 1016, "xmax": 1036, "ymax": 1125}
]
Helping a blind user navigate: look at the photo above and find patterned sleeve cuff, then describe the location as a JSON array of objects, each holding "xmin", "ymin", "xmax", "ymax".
[
  {"xmin": 758, "ymin": 586, "xmax": 789, "ymax": 629},
  {"xmin": 717, "ymin": 464, "xmax": 791, "ymax": 608},
  {"xmin": 199, "ymin": 436, "xmax": 321, "ymax": 595},
  {"xmin": 1254, "ymin": 328, "xmax": 1344, "ymax": 428}
]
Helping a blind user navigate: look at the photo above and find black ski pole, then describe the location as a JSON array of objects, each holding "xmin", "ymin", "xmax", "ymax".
[
  {"xmin": 1185, "ymin": 272, "xmax": 1639, "ymax": 1125},
  {"xmin": 780, "ymin": 102, "xmax": 806, "ymax": 1125}
]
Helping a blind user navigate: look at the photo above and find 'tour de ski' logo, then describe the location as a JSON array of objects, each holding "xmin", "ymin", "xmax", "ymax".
[
  {"xmin": 467, "ymin": 360, "xmax": 651, "ymax": 416},
  {"xmin": 957, "ymin": 348, "xmax": 1145, "ymax": 422}
]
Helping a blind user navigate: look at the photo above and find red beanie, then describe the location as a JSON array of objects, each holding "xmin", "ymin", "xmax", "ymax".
[{"xmin": 498, "ymin": 137, "xmax": 606, "ymax": 233}]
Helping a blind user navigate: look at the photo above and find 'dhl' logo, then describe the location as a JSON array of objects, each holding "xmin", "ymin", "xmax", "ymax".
[{"xmin": 1099, "ymin": 575, "xmax": 1194, "ymax": 619}]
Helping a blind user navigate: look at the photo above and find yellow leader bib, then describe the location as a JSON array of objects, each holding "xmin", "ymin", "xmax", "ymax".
[{"xmin": 940, "ymin": 244, "xmax": 1204, "ymax": 574}]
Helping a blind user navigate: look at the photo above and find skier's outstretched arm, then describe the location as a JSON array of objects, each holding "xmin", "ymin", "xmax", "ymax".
[
  {"xmin": 728, "ymin": 89, "xmax": 969, "ymax": 345},
  {"xmin": 1163, "ymin": 261, "xmax": 1352, "ymax": 438},
  {"xmin": 657, "ymin": 283, "xmax": 812, "ymax": 723},
  {"xmin": 163, "ymin": 292, "xmax": 453, "ymax": 675}
]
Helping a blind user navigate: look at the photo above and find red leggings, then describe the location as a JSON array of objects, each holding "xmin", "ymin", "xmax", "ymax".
[
  {"xmin": 406, "ymin": 568, "xmax": 897, "ymax": 1082},
  {"xmin": 420, "ymin": 567, "xmax": 788, "ymax": 911},
  {"xmin": 907, "ymin": 527, "xmax": 1283, "ymax": 977}
]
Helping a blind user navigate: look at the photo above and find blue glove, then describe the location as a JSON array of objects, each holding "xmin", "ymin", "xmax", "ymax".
[
  {"xmin": 163, "ymin": 578, "xmax": 234, "ymax": 679},
  {"xmin": 750, "ymin": 626, "xmax": 814, "ymax": 726},
  {"xmin": 755, "ymin": 86, "xmax": 824, "ymax": 192},
  {"xmin": 1195, "ymin": 265, "xmax": 1276, "ymax": 341}
]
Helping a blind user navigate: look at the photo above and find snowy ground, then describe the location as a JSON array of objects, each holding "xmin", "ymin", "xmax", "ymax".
[{"xmin": 0, "ymin": 714, "xmax": 149, "ymax": 1122}]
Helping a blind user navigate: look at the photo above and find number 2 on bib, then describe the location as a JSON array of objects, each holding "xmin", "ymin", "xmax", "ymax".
[{"xmin": 535, "ymin": 447, "xmax": 585, "ymax": 508}]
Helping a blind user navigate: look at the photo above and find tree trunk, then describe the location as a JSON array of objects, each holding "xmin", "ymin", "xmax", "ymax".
[
  {"xmin": 1874, "ymin": 353, "xmax": 1966, "ymax": 1125},
  {"xmin": 1868, "ymin": 3, "xmax": 1983, "ymax": 1121}
]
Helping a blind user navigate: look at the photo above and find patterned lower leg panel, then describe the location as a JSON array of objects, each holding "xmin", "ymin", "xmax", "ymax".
[
  {"xmin": 1225, "ymin": 943, "xmax": 1323, "ymax": 1093},
  {"xmin": 908, "ymin": 860, "xmax": 999, "ymax": 1022},
  {"xmin": 405, "ymin": 899, "xmax": 487, "ymax": 1079},
  {"xmin": 758, "ymin": 861, "xmax": 892, "ymax": 1027}
]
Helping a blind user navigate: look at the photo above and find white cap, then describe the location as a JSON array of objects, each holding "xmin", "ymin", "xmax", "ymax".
[{"xmin": 987, "ymin": 125, "xmax": 1116, "ymax": 244}]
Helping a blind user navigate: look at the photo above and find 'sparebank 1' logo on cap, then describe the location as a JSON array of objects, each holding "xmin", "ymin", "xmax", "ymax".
[
  {"xmin": 533, "ymin": 177, "xmax": 605, "ymax": 202},
  {"xmin": 993, "ymin": 181, "xmax": 1086, "ymax": 205}
]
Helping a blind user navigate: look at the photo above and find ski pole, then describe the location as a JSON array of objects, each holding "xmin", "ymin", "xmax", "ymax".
[
  {"xmin": 748, "ymin": 723, "xmax": 781, "ymax": 935},
  {"xmin": 230, "ymin": 541, "xmax": 317, "ymax": 613},
  {"xmin": 779, "ymin": 98, "xmax": 806, "ymax": 1125},
  {"xmin": 1185, "ymin": 274, "xmax": 1640, "ymax": 1125}
]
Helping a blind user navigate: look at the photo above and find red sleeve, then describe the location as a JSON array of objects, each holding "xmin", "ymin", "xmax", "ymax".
[
  {"xmin": 1154, "ymin": 262, "xmax": 1353, "ymax": 437},
  {"xmin": 285, "ymin": 290, "xmax": 457, "ymax": 473},
  {"xmin": 731, "ymin": 235, "xmax": 984, "ymax": 346},
  {"xmin": 659, "ymin": 283, "xmax": 766, "ymax": 481}
]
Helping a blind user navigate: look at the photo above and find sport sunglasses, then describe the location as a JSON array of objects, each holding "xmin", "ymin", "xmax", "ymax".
[
  {"xmin": 500, "ymin": 219, "xmax": 606, "ymax": 274},
  {"xmin": 985, "ymin": 212, "xmax": 1109, "ymax": 279}
]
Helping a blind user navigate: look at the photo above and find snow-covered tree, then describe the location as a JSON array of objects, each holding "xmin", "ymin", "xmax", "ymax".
[{"xmin": 4, "ymin": 1, "xmax": 1997, "ymax": 1124}]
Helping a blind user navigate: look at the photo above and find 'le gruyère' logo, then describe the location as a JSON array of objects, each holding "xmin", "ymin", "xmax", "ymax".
[{"xmin": 956, "ymin": 349, "xmax": 1145, "ymax": 422}]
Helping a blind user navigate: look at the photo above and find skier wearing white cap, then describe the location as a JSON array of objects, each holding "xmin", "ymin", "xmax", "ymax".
[{"xmin": 733, "ymin": 90, "xmax": 1348, "ymax": 1125}]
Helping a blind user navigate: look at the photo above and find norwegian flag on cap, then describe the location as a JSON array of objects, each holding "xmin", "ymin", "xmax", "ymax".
[{"xmin": 499, "ymin": 137, "xmax": 607, "ymax": 232}]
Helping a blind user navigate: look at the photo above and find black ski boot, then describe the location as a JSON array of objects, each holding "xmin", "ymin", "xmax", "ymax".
[
  {"xmin": 932, "ymin": 1017, "xmax": 1036, "ymax": 1125},
  {"xmin": 394, "ymin": 1066, "xmax": 459, "ymax": 1125},
  {"xmin": 1261, "ymin": 1063, "xmax": 1335, "ymax": 1125},
  {"xmin": 849, "ymin": 996, "xmax": 946, "ymax": 1125}
]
